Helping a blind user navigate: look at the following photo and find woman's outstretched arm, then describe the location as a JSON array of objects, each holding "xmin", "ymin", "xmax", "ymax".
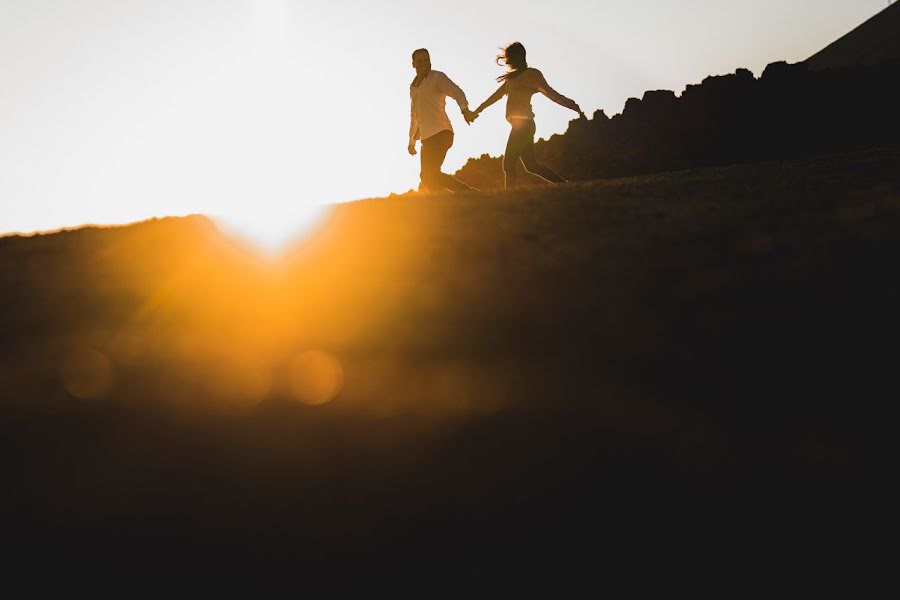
[
  {"xmin": 474, "ymin": 83, "xmax": 508, "ymax": 116},
  {"xmin": 534, "ymin": 70, "xmax": 584, "ymax": 116}
]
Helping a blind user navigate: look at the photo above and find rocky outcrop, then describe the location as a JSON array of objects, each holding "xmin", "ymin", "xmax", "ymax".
[{"xmin": 456, "ymin": 59, "xmax": 900, "ymax": 189}]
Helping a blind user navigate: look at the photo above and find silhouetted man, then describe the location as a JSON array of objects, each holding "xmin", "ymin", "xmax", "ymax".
[{"xmin": 408, "ymin": 48, "xmax": 477, "ymax": 193}]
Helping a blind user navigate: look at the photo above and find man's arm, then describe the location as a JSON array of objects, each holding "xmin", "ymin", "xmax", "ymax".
[
  {"xmin": 408, "ymin": 90, "xmax": 419, "ymax": 155},
  {"xmin": 437, "ymin": 72, "xmax": 475, "ymax": 122}
]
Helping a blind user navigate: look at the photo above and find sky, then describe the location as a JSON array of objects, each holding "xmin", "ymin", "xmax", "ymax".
[{"xmin": 0, "ymin": 0, "xmax": 891, "ymax": 246}]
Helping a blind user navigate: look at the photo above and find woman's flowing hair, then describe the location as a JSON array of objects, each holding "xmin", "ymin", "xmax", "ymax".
[{"xmin": 496, "ymin": 41, "xmax": 527, "ymax": 82}]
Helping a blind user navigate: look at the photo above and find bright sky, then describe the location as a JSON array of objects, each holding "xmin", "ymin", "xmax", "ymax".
[{"xmin": 0, "ymin": 0, "xmax": 889, "ymax": 246}]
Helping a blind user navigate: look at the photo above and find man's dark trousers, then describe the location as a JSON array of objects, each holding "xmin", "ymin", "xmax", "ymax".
[{"xmin": 420, "ymin": 130, "xmax": 471, "ymax": 192}]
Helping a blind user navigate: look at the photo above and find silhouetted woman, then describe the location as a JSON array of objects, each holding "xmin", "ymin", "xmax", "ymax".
[{"xmin": 473, "ymin": 42, "xmax": 584, "ymax": 189}]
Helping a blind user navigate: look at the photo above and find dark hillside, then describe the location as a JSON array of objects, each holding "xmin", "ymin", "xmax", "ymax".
[
  {"xmin": 2, "ymin": 150, "xmax": 898, "ymax": 580},
  {"xmin": 806, "ymin": 2, "xmax": 900, "ymax": 71}
]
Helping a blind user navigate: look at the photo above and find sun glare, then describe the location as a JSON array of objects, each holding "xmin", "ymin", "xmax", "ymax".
[
  {"xmin": 198, "ymin": 1, "xmax": 335, "ymax": 254},
  {"xmin": 214, "ymin": 204, "xmax": 331, "ymax": 253}
]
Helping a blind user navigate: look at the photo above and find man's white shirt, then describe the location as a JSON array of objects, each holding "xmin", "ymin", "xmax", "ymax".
[{"xmin": 409, "ymin": 70, "xmax": 470, "ymax": 145}]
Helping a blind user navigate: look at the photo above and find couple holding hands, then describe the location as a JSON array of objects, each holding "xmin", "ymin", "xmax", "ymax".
[{"xmin": 408, "ymin": 42, "xmax": 585, "ymax": 192}]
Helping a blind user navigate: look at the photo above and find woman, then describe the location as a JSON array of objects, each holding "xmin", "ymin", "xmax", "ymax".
[{"xmin": 473, "ymin": 42, "xmax": 584, "ymax": 189}]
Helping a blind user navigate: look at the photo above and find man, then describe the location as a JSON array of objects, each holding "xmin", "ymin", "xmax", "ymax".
[{"xmin": 408, "ymin": 48, "xmax": 477, "ymax": 193}]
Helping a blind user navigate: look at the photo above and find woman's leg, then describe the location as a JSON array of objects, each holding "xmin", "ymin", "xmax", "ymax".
[
  {"xmin": 503, "ymin": 120, "xmax": 531, "ymax": 189},
  {"xmin": 519, "ymin": 120, "xmax": 566, "ymax": 184}
]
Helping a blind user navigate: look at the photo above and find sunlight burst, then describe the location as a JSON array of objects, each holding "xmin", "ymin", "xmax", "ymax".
[{"xmin": 214, "ymin": 203, "xmax": 331, "ymax": 253}]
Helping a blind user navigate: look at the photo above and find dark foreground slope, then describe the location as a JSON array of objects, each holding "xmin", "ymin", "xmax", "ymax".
[{"xmin": 2, "ymin": 150, "xmax": 899, "ymax": 582}]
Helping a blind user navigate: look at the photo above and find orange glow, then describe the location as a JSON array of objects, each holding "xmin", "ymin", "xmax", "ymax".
[
  {"xmin": 23, "ymin": 196, "xmax": 485, "ymax": 417},
  {"xmin": 205, "ymin": 353, "xmax": 274, "ymax": 412},
  {"xmin": 289, "ymin": 351, "xmax": 344, "ymax": 406},
  {"xmin": 61, "ymin": 346, "xmax": 114, "ymax": 400}
]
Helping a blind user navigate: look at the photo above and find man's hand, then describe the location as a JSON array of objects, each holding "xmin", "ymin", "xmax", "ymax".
[
  {"xmin": 463, "ymin": 109, "xmax": 478, "ymax": 125},
  {"xmin": 408, "ymin": 142, "xmax": 417, "ymax": 156}
]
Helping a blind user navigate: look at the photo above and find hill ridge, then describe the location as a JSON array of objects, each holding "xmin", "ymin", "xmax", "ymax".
[{"xmin": 806, "ymin": 2, "xmax": 900, "ymax": 71}]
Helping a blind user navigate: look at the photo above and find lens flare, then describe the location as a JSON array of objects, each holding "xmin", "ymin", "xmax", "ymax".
[
  {"xmin": 60, "ymin": 346, "xmax": 114, "ymax": 400},
  {"xmin": 207, "ymin": 354, "xmax": 273, "ymax": 412},
  {"xmin": 289, "ymin": 351, "xmax": 343, "ymax": 406}
]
